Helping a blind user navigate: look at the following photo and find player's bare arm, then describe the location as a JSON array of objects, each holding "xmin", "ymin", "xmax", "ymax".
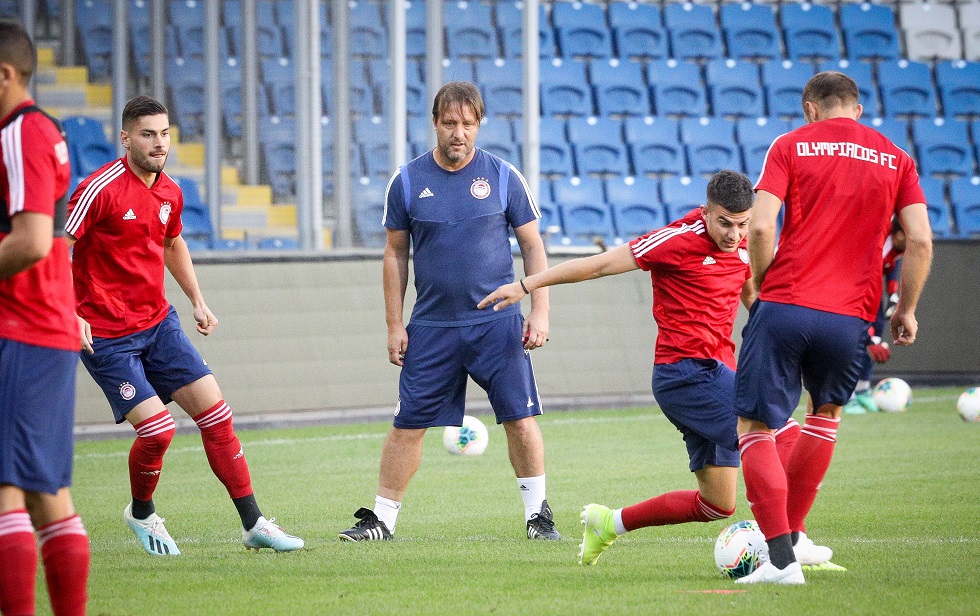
[
  {"xmin": 163, "ymin": 234, "xmax": 217, "ymax": 335},
  {"xmin": 513, "ymin": 220, "xmax": 551, "ymax": 349},
  {"xmin": 383, "ymin": 228, "xmax": 410, "ymax": 366},
  {"xmin": 479, "ymin": 242, "xmax": 638, "ymax": 311},
  {"xmin": 63, "ymin": 233, "xmax": 94, "ymax": 353},
  {"xmin": 740, "ymin": 278, "xmax": 757, "ymax": 310},
  {"xmin": 0, "ymin": 211, "xmax": 53, "ymax": 280},
  {"xmin": 746, "ymin": 190, "xmax": 781, "ymax": 291},
  {"xmin": 891, "ymin": 203, "xmax": 932, "ymax": 346}
]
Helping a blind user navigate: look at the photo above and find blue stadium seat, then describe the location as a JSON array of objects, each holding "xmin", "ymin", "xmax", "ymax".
[
  {"xmin": 221, "ymin": 70, "xmax": 272, "ymax": 139},
  {"xmin": 553, "ymin": 1, "xmax": 613, "ymax": 60},
  {"xmin": 720, "ymin": 2, "xmax": 780, "ymax": 61},
  {"xmin": 661, "ymin": 175, "xmax": 709, "ymax": 221},
  {"xmin": 560, "ymin": 202, "xmax": 616, "ymax": 244},
  {"xmin": 568, "ymin": 117, "xmax": 630, "ymax": 177},
  {"xmin": 919, "ymin": 176, "xmax": 952, "ymax": 237},
  {"xmin": 950, "ymin": 177, "xmax": 980, "ymax": 237},
  {"xmin": 354, "ymin": 178, "xmax": 388, "ymax": 247},
  {"xmin": 222, "ymin": 0, "xmax": 241, "ymax": 27},
  {"xmin": 497, "ymin": 2, "xmax": 554, "ymax": 59},
  {"xmin": 404, "ymin": 0, "xmax": 425, "ymax": 58},
  {"xmin": 781, "ymin": 2, "xmax": 841, "ymax": 62},
  {"xmin": 591, "ymin": 59, "xmax": 651, "ymax": 118},
  {"xmin": 168, "ymin": 0, "xmax": 201, "ymax": 27},
  {"xmin": 475, "ymin": 59, "xmax": 523, "ymax": 117},
  {"xmin": 681, "ymin": 117, "xmax": 741, "ymax": 177},
  {"xmin": 936, "ymin": 61, "xmax": 980, "ymax": 119},
  {"xmin": 262, "ymin": 141, "xmax": 296, "ymax": 198},
  {"xmin": 445, "ymin": 1, "xmax": 498, "ymax": 60},
  {"xmin": 173, "ymin": 177, "xmax": 212, "ymax": 242},
  {"xmin": 354, "ymin": 117, "xmax": 397, "ymax": 178},
  {"xmin": 762, "ymin": 60, "xmax": 814, "ymax": 120},
  {"xmin": 913, "ymin": 118, "xmax": 976, "ymax": 178},
  {"xmin": 259, "ymin": 116, "xmax": 295, "ymax": 145},
  {"xmin": 625, "ymin": 116, "xmax": 685, "ymax": 177},
  {"xmin": 320, "ymin": 61, "xmax": 375, "ymax": 117},
  {"xmin": 228, "ymin": 21, "xmax": 286, "ymax": 59},
  {"xmin": 647, "ymin": 59, "xmax": 707, "ymax": 117},
  {"xmin": 479, "ymin": 118, "xmax": 519, "ymax": 165},
  {"xmin": 535, "ymin": 198, "xmax": 563, "ymax": 236},
  {"xmin": 705, "ymin": 58, "xmax": 765, "ymax": 119},
  {"xmin": 183, "ymin": 238, "xmax": 210, "ymax": 252},
  {"xmin": 369, "ymin": 59, "xmax": 427, "ymax": 117},
  {"xmin": 664, "ymin": 2, "xmax": 723, "ymax": 61},
  {"xmin": 818, "ymin": 59, "xmax": 881, "ymax": 117},
  {"xmin": 608, "ymin": 1, "xmax": 667, "ymax": 61},
  {"xmin": 131, "ymin": 2, "xmax": 181, "ymax": 78},
  {"xmin": 168, "ymin": 57, "xmax": 205, "ymax": 138},
  {"xmin": 535, "ymin": 117, "xmax": 575, "ymax": 178},
  {"xmin": 737, "ymin": 117, "xmax": 791, "ymax": 179},
  {"xmin": 878, "ymin": 60, "xmax": 938, "ymax": 118},
  {"xmin": 62, "ymin": 116, "xmax": 115, "ymax": 179},
  {"xmin": 552, "ymin": 176, "xmax": 605, "ymax": 207},
  {"xmin": 210, "ymin": 238, "xmax": 247, "ymax": 251},
  {"xmin": 76, "ymin": 0, "xmax": 112, "ymax": 80},
  {"xmin": 349, "ymin": 0, "xmax": 387, "ymax": 58},
  {"xmin": 841, "ymin": 3, "xmax": 901, "ymax": 61},
  {"xmin": 607, "ymin": 176, "xmax": 667, "ymax": 237},
  {"xmin": 540, "ymin": 59, "xmax": 593, "ymax": 117},
  {"xmin": 273, "ymin": 0, "xmax": 293, "ymax": 27},
  {"xmin": 862, "ymin": 117, "xmax": 912, "ymax": 153},
  {"xmin": 257, "ymin": 237, "xmax": 300, "ymax": 250}
]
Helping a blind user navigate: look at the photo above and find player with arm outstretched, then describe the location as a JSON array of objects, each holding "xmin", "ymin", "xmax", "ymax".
[{"xmin": 67, "ymin": 96, "xmax": 303, "ymax": 555}]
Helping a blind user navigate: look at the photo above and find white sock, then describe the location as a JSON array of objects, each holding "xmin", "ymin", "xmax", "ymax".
[
  {"xmin": 374, "ymin": 495, "xmax": 401, "ymax": 533},
  {"xmin": 517, "ymin": 474, "xmax": 547, "ymax": 521},
  {"xmin": 855, "ymin": 380, "xmax": 871, "ymax": 393},
  {"xmin": 613, "ymin": 508, "xmax": 627, "ymax": 535}
]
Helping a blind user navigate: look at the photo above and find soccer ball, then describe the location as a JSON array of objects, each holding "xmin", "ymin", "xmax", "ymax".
[
  {"xmin": 714, "ymin": 520, "xmax": 768, "ymax": 579},
  {"xmin": 957, "ymin": 387, "xmax": 980, "ymax": 422},
  {"xmin": 872, "ymin": 377, "xmax": 912, "ymax": 413},
  {"xmin": 443, "ymin": 415, "xmax": 489, "ymax": 456}
]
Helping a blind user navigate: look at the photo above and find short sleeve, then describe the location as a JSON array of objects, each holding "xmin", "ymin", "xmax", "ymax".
[
  {"xmin": 629, "ymin": 225, "xmax": 681, "ymax": 272},
  {"xmin": 894, "ymin": 155, "xmax": 926, "ymax": 213},
  {"xmin": 167, "ymin": 187, "xmax": 183, "ymax": 238},
  {"xmin": 7, "ymin": 117, "xmax": 59, "ymax": 218},
  {"xmin": 383, "ymin": 169, "xmax": 409, "ymax": 230},
  {"xmin": 66, "ymin": 174, "xmax": 102, "ymax": 240},
  {"xmin": 754, "ymin": 135, "xmax": 791, "ymax": 200},
  {"xmin": 504, "ymin": 163, "xmax": 539, "ymax": 229}
]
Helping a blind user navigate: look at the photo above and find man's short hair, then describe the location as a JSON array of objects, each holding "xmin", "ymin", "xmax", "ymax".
[
  {"xmin": 0, "ymin": 19, "xmax": 35, "ymax": 86},
  {"xmin": 707, "ymin": 170, "xmax": 754, "ymax": 214},
  {"xmin": 432, "ymin": 81, "xmax": 485, "ymax": 123},
  {"xmin": 122, "ymin": 95, "xmax": 169, "ymax": 130},
  {"xmin": 802, "ymin": 71, "xmax": 860, "ymax": 112}
]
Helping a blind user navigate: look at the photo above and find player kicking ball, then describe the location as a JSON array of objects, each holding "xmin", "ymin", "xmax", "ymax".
[
  {"xmin": 479, "ymin": 170, "xmax": 833, "ymax": 569},
  {"xmin": 66, "ymin": 96, "xmax": 303, "ymax": 555}
]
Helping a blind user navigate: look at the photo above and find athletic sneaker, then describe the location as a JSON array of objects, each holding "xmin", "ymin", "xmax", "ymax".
[
  {"xmin": 579, "ymin": 503, "xmax": 618, "ymax": 565},
  {"xmin": 844, "ymin": 390, "xmax": 878, "ymax": 414},
  {"xmin": 124, "ymin": 503, "xmax": 180, "ymax": 556},
  {"xmin": 338, "ymin": 507, "xmax": 392, "ymax": 542},
  {"xmin": 802, "ymin": 561, "xmax": 847, "ymax": 572},
  {"xmin": 527, "ymin": 499, "xmax": 561, "ymax": 540},
  {"xmin": 735, "ymin": 561, "xmax": 806, "ymax": 585},
  {"xmin": 793, "ymin": 532, "xmax": 833, "ymax": 566},
  {"xmin": 243, "ymin": 517, "xmax": 305, "ymax": 552}
]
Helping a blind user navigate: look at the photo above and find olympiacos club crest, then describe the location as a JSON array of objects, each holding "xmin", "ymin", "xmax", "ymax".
[
  {"xmin": 738, "ymin": 248, "xmax": 749, "ymax": 264},
  {"xmin": 470, "ymin": 177, "xmax": 491, "ymax": 200},
  {"xmin": 119, "ymin": 381, "xmax": 136, "ymax": 401},
  {"xmin": 159, "ymin": 202, "xmax": 172, "ymax": 225}
]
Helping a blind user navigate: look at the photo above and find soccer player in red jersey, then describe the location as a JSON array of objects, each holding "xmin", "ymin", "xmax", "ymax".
[
  {"xmin": 480, "ymin": 171, "xmax": 778, "ymax": 566},
  {"xmin": 66, "ymin": 96, "xmax": 303, "ymax": 555},
  {"xmin": 0, "ymin": 19, "xmax": 89, "ymax": 616},
  {"xmin": 732, "ymin": 72, "xmax": 932, "ymax": 584}
]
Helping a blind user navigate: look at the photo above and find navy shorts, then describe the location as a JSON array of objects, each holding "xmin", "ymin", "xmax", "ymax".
[
  {"xmin": 80, "ymin": 305, "xmax": 213, "ymax": 423},
  {"xmin": 395, "ymin": 313, "xmax": 541, "ymax": 429},
  {"xmin": 735, "ymin": 301, "xmax": 870, "ymax": 429},
  {"xmin": 652, "ymin": 359, "xmax": 740, "ymax": 472},
  {"xmin": 0, "ymin": 339, "xmax": 77, "ymax": 494}
]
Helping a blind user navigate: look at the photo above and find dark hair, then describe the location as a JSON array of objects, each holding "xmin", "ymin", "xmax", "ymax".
[
  {"xmin": 122, "ymin": 95, "xmax": 169, "ymax": 130},
  {"xmin": 0, "ymin": 19, "xmax": 35, "ymax": 86},
  {"xmin": 707, "ymin": 170, "xmax": 754, "ymax": 214},
  {"xmin": 432, "ymin": 81, "xmax": 485, "ymax": 122},
  {"xmin": 802, "ymin": 71, "xmax": 860, "ymax": 112}
]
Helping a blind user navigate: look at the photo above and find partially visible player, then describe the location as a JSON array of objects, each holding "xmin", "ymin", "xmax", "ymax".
[
  {"xmin": 732, "ymin": 71, "xmax": 932, "ymax": 585},
  {"xmin": 844, "ymin": 218, "xmax": 905, "ymax": 414},
  {"xmin": 67, "ymin": 95, "xmax": 303, "ymax": 555},
  {"xmin": 0, "ymin": 19, "xmax": 89, "ymax": 616},
  {"xmin": 481, "ymin": 171, "xmax": 819, "ymax": 567}
]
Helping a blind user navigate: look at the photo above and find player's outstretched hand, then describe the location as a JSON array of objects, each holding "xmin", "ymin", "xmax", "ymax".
[
  {"xmin": 867, "ymin": 339, "xmax": 891, "ymax": 363},
  {"xmin": 78, "ymin": 315, "xmax": 94, "ymax": 354},
  {"xmin": 890, "ymin": 309, "xmax": 917, "ymax": 346},
  {"xmin": 388, "ymin": 326, "xmax": 408, "ymax": 366},
  {"xmin": 477, "ymin": 281, "xmax": 525, "ymax": 311},
  {"xmin": 194, "ymin": 303, "xmax": 218, "ymax": 335}
]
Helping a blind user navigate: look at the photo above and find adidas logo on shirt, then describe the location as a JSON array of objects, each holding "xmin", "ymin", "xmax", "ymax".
[
  {"xmin": 123, "ymin": 209, "xmax": 137, "ymax": 220},
  {"xmin": 418, "ymin": 187, "xmax": 434, "ymax": 198},
  {"xmin": 702, "ymin": 256, "xmax": 716, "ymax": 265}
]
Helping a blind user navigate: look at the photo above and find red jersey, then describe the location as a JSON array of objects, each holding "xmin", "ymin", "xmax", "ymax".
[
  {"xmin": 66, "ymin": 157, "xmax": 183, "ymax": 338},
  {"xmin": 0, "ymin": 101, "xmax": 76, "ymax": 351},
  {"xmin": 629, "ymin": 208, "xmax": 750, "ymax": 370},
  {"xmin": 755, "ymin": 117, "xmax": 925, "ymax": 322}
]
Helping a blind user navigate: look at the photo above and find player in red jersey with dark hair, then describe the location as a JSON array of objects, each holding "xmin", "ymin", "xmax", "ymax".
[
  {"xmin": 67, "ymin": 95, "xmax": 303, "ymax": 555},
  {"xmin": 732, "ymin": 71, "xmax": 933, "ymax": 584},
  {"xmin": 481, "ymin": 171, "xmax": 797, "ymax": 566},
  {"xmin": 0, "ymin": 19, "xmax": 89, "ymax": 616}
]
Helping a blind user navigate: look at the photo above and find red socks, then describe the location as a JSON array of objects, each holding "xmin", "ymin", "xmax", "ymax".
[
  {"xmin": 194, "ymin": 401, "xmax": 254, "ymax": 499},
  {"xmin": 0, "ymin": 510, "xmax": 36, "ymax": 616},
  {"xmin": 738, "ymin": 432, "xmax": 791, "ymax": 540},
  {"xmin": 37, "ymin": 515, "xmax": 89, "ymax": 616},
  {"xmin": 786, "ymin": 414, "xmax": 840, "ymax": 532},
  {"xmin": 621, "ymin": 490, "xmax": 734, "ymax": 531},
  {"xmin": 130, "ymin": 411, "xmax": 176, "ymax": 501},
  {"xmin": 774, "ymin": 418, "xmax": 801, "ymax": 472},
  {"xmin": 0, "ymin": 511, "xmax": 89, "ymax": 616}
]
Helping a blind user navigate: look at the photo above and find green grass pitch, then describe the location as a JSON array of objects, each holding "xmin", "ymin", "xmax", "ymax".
[{"xmin": 55, "ymin": 387, "xmax": 978, "ymax": 615}]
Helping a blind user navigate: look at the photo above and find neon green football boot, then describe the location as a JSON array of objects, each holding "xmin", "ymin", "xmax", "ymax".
[{"xmin": 579, "ymin": 503, "xmax": 619, "ymax": 566}]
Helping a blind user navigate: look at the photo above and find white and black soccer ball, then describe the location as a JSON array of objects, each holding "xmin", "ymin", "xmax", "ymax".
[
  {"xmin": 957, "ymin": 387, "xmax": 980, "ymax": 422},
  {"xmin": 872, "ymin": 377, "xmax": 912, "ymax": 413},
  {"xmin": 443, "ymin": 415, "xmax": 489, "ymax": 456},
  {"xmin": 714, "ymin": 520, "xmax": 768, "ymax": 579}
]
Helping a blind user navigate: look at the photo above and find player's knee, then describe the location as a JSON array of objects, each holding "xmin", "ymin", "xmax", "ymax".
[
  {"xmin": 139, "ymin": 426, "xmax": 175, "ymax": 454},
  {"xmin": 697, "ymin": 493, "xmax": 736, "ymax": 522}
]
